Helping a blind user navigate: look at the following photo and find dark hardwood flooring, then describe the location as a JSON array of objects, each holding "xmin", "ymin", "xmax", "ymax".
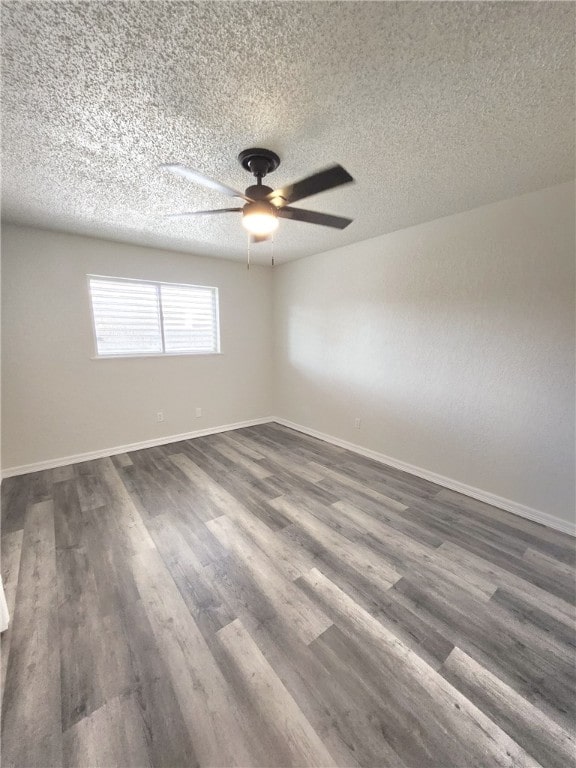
[{"xmin": 1, "ymin": 422, "xmax": 575, "ymax": 767}]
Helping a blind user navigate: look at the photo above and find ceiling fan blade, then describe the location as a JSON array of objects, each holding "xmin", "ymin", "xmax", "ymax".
[
  {"xmin": 267, "ymin": 164, "xmax": 353, "ymax": 206},
  {"xmin": 165, "ymin": 208, "xmax": 242, "ymax": 218},
  {"xmin": 161, "ymin": 163, "xmax": 250, "ymax": 201},
  {"xmin": 277, "ymin": 206, "xmax": 353, "ymax": 229},
  {"xmin": 250, "ymin": 234, "xmax": 272, "ymax": 244}
]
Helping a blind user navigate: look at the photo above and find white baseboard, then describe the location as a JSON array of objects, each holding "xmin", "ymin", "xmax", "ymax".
[
  {"xmin": 3, "ymin": 414, "xmax": 573, "ymax": 537},
  {"xmin": 1, "ymin": 417, "xmax": 274, "ymax": 479},
  {"xmin": 273, "ymin": 417, "xmax": 575, "ymax": 537}
]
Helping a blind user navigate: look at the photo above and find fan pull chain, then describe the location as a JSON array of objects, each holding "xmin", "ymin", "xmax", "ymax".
[
  {"xmin": 246, "ymin": 234, "xmax": 250, "ymax": 271},
  {"xmin": 271, "ymin": 234, "xmax": 275, "ymax": 267}
]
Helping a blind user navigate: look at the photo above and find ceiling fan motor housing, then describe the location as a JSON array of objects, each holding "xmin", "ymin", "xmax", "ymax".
[{"xmin": 245, "ymin": 184, "xmax": 274, "ymax": 200}]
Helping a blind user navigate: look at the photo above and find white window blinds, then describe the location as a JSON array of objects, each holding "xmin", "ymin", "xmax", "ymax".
[{"xmin": 89, "ymin": 276, "xmax": 220, "ymax": 357}]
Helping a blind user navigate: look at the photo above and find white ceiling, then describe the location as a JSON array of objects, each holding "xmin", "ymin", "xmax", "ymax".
[{"xmin": 1, "ymin": 1, "xmax": 574, "ymax": 264}]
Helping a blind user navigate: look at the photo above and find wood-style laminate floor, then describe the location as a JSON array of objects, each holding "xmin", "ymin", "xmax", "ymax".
[{"xmin": 1, "ymin": 423, "xmax": 575, "ymax": 768}]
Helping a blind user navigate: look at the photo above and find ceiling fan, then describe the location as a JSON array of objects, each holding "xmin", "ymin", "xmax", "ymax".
[{"xmin": 161, "ymin": 148, "xmax": 354, "ymax": 245}]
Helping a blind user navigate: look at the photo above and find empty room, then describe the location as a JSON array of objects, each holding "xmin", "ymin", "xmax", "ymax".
[{"xmin": 1, "ymin": 1, "xmax": 575, "ymax": 767}]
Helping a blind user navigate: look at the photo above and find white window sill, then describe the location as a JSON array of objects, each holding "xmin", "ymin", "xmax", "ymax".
[{"xmin": 91, "ymin": 352, "xmax": 223, "ymax": 360}]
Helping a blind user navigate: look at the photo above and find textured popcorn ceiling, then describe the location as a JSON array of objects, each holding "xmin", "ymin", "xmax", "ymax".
[{"xmin": 1, "ymin": 1, "xmax": 574, "ymax": 264}]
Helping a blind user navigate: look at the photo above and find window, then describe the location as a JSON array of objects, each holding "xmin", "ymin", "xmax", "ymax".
[{"xmin": 88, "ymin": 276, "xmax": 220, "ymax": 357}]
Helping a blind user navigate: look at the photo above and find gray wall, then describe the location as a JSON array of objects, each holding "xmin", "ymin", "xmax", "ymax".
[
  {"xmin": 1, "ymin": 225, "xmax": 273, "ymax": 469},
  {"xmin": 273, "ymin": 183, "xmax": 575, "ymax": 525}
]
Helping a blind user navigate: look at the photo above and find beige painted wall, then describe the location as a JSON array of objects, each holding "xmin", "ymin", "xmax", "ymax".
[
  {"xmin": 1, "ymin": 225, "xmax": 273, "ymax": 469},
  {"xmin": 273, "ymin": 183, "xmax": 575, "ymax": 525}
]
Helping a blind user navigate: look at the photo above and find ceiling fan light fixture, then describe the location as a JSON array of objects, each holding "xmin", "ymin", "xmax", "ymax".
[{"xmin": 241, "ymin": 202, "xmax": 279, "ymax": 236}]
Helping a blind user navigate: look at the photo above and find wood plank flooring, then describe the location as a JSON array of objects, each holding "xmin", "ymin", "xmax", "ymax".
[{"xmin": 1, "ymin": 422, "xmax": 575, "ymax": 768}]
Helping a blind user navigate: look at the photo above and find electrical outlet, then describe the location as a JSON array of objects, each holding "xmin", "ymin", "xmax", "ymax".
[
  {"xmin": 195, "ymin": 407, "xmax": 202, "ymax": 418},
  {"xmin": 354, "ymin": 418, "xmax": 361, "ymax": 429},
  {"xmin": 157, "ymin": 411, "xmax": 164, "ymax": 423}
]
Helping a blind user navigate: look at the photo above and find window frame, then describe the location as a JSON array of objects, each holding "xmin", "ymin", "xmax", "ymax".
[{"xmin": 87, "ymin": 274, "xmax": 221, "ymax": 359}]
